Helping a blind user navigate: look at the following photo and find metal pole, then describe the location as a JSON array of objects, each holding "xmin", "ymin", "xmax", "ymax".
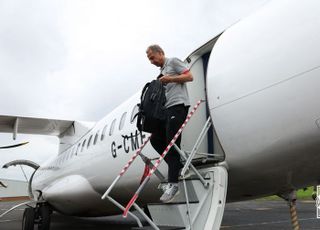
[
  {"xmin": 181, "ymin": 117, "xmax": 212, "ymax": 176},
  {"xmin": 183, "ymin": 179, "xmax": 193, "ymax": 230},
  {"xmin": 101, "ymin": 135, "xmax": 151, "ymax": 199},
  {"xmin": 174, "ymin": 144, "xmax": 209, "ymax": 187},
  {"xmin": 133, "ymin": 203, "xmax": 160, "ymax": 230},
  {"xmin": 106, "ymin": 196, "xmax": 143, "ymax": 228}
]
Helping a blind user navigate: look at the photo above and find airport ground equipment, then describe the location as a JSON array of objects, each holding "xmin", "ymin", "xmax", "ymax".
[{"xmin": 102, "ymin": 100, "xmax": 228, "ymax": 230}]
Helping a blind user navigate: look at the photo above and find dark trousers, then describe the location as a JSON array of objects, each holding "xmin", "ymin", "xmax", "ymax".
[{"xmin": 150, "ymin": 104, "xmax": 189, "ymax": 183}]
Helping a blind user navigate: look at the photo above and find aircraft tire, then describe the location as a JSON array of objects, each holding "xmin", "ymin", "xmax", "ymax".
[
  {"xmin": 37, "ymin": 205, "xmax": 51, "ymax": 230},
  {"xmin": 22, "ymin": 207, "xmax": 35, "ymax": 230},
  {"xmin": 144, "ymin": 206, "xmax": 152, "ymax": 220}
]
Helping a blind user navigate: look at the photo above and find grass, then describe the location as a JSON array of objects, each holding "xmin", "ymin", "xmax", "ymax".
[{"xmin": 259, "ymin": 187, "xmax": 315, "ymax": 201}]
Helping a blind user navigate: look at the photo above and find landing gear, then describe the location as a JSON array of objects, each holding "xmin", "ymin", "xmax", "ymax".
[
  {"xmin": 22, "ymin": 203, "xmax": 52, "ymax": 230},
  {"xmin": 22, "ymin": 207, "xmax": 35, "ymax": 230},
  {"xmin": 37, "ymin": 204, "xmax": 51, "ymax": 230}
]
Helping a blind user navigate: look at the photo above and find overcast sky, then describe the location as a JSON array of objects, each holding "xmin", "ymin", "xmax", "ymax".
[{"xmin": 0, "ymin": 0, "xmax": 268, "ymax": 180}]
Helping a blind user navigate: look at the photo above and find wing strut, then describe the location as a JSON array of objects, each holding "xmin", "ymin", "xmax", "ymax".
[{"xmin": 13, "ymin": 117, "xmax": 19, "ymax": 140}]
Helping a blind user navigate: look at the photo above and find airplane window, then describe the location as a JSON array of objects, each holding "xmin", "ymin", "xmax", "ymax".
[
  {"xmin": 101, "ymin": 125, "xmax": 108, "ymax": 141},
  {"xmin": 76, "ymin": 143, "xmax": 81, "ymax": 155},
  {"xmin": 87, "ymin": 135, "xmax": 93, "ymax": 148},
  {"xmin": 131, "ymin": 104, "xmax": 139, "ymax": 123},
  {"xmin": 94, "ymin": 131, "xmax": 99, "ymax": 145},
  {"xmin": 81, "ymin": 139, "xmax": 87, "ymax": 152},
  {"xmin": 109, "ymin": 119, "xmax": 116, "ymax": 136},
  {"xmin": 71, "ymin": 146, "xmax": 76, "ymax": 157},
  {"xmin": 119, "ymin": 112, "xmax": 127, "ymax": 130}
]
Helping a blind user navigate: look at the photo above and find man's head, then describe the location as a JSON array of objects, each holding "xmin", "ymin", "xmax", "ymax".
[{"xmin": 146, "ymin": 44, "xmax": 165, "ymax": 67}]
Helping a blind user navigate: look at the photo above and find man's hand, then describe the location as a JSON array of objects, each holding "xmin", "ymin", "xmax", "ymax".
[
  {"xmin": 159, "ymin": 71, "xmax": 193, "ymax": 84},
  {"xmin": 159, "ymin": 75, "xmax": 172, "ymax": 84}
]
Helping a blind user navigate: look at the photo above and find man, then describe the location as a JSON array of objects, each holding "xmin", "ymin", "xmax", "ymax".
[{"xmin": 146, "ymin": 44, "xmax": 193, "ymax": 202}]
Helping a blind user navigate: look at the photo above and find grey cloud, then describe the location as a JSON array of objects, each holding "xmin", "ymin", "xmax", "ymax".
[{"xmin": 0, "ymin": 0, "xmax": 67, "ymax": 79}]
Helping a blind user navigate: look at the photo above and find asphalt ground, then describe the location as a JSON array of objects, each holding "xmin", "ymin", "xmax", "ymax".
[{"xmin": 0, "ymin": 200, "xmax": 319, "ymax": 230}]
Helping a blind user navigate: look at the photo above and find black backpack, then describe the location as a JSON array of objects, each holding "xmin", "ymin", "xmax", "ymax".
[{"xmin": 136, "ymin": 79, "xmax": 166, "ymax": 133}]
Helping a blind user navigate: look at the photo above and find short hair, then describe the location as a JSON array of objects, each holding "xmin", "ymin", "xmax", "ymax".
[{"xmin": 146, "ymin": 44, "xmax": 165, "ymax": 55}]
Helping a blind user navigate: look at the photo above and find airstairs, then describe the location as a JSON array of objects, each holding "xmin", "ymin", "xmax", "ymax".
[{"xmin": 101, "ymin": 100, "xmax": 228, "ymax": 230}]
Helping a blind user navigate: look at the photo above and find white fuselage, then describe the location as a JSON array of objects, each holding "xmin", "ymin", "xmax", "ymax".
[{"xmin": 32, "ymin": 0, "xmax": 320, "ymax": 217}]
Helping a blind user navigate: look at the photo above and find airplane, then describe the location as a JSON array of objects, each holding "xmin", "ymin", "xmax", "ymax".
[{"xmin": 1, "ymin": 0, "xmax": 320, "ymax": 229}]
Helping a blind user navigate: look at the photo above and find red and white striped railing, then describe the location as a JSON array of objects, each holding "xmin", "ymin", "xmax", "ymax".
[
  {"xmin": 101, "ymin": 134, "xmax": 152, "ymax": 200},
  {"xmin": 123, "ymin": 99, "xmax": 204, "ymax": 217}
]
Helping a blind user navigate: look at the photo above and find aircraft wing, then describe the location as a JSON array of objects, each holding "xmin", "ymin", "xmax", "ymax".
[{"xmin": 0, "ymin": 115, "xmax": 74, "ymax": 140}]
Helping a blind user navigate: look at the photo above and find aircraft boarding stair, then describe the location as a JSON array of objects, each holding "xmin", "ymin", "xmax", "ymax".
[
  {"xmin": 140, "ymin": 166, "xmax": 227, "ymax": 230},
  {"xmin": 102, "ymin": 100, "xmax": 228, "ymax": 230}
]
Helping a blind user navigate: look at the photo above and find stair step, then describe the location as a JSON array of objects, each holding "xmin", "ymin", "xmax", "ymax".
[
  {"xmin": 145, "ymin": 167, "xmax": 228, "ymax": 229},
  {"xmin": 147, "ymin": 203, "xmax": 199, "ymax": 227},
  {"xmin": 148, "ymin": 201, "xmax": 199, "ymax": 206},
  {"xmin": 156, "ymin": 181, "xmax": 199, "ymax": 203},
  {"xmin": 132, "ymin": 226, "xmax": 184, "ymax": 230}
]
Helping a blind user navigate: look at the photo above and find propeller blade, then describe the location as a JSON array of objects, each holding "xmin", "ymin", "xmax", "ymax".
[
  {"xmin": 0, "ymin": 142, "xmax": 29, "ymax": 149},
  {"xmin": 0, "ymin": 181, "xmax": 8, "ymax": 188}
]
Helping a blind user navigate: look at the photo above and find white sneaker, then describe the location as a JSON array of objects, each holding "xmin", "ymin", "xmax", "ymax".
[
  {"xmin": 157, "ymin": 183, "xmax": 169, "ymax": 192},
  {"xmin": 159, "ymin": 183, "xmax": 179, "ymax": 203}
]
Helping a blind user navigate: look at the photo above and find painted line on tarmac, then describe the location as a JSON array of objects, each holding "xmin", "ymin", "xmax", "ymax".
[
  {"xmin": 221, "ymin": 217, "xmax": 318, "ymax": 228},
  {"xmin": 1, "ymin": 208, "xmax": 24, "ymax": 211},
  {"xmin": 0, "ymin": 219, "xmax": 20, "ymax": 223}
]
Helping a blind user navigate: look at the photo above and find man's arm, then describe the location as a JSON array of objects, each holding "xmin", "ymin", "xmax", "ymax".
[{"xmin": 159, "ymin": 70, "xmax": 193, "ymax": 84}]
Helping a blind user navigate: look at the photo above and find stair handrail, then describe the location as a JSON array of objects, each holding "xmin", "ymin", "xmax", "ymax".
[
  {"xmin": 181, "ymin": 116, "xmax": 213, "ymax": 178},
  {"xmin": 101, "ymin": 134, "xmax": 152, "ymax": 200},
  {"xmin": 123, "ymin": 99, "xmax": 205, "ymax": 217},
  {"xmin": 100, "ymin": 133, "xmax": 153, "ymax": 229}
]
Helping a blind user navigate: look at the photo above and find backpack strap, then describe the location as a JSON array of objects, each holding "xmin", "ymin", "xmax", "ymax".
[{"xmin": 140, "ymin": 82, "xmax": 150, "ymax": 102}]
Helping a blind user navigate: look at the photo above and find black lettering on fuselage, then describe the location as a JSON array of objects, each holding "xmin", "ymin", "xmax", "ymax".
[
  {"xmin": 111, "ymin": 141, "xmax": 117, "ymax": 158},
  {"xmin": 123, "ymin": 135, "xmax": 130, "ymax": 153},
  {"xmin": 131, "ymin": 130, "xmax": 140, "ymax": 151},
  {"xmin": 140, "ymin": 131, "xmax": 146, "ymax": 144}
]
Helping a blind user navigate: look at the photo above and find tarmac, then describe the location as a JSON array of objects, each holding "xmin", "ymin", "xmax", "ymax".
[{"xmin": 0, "ymin": 199, "xmax": 319, "ymax": 230}]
